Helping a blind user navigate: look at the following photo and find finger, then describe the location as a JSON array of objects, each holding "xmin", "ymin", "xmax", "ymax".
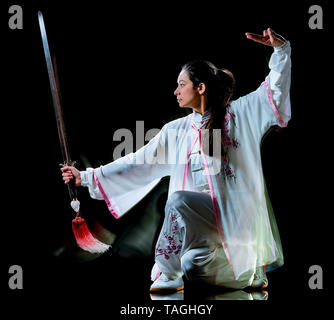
[
  {"xmin": 63, "ymin": 177, "xmax": 73, "ymax": 183},
  {"xmin": 62, "ymin": 170, "xmax": 73, "ymax": 175},
  {"xmin": 268, "ymin": 28, "xmax": 279, "ymax": 38},
  {"xmin": 268, "ymin": 28, "xmax": 275, "ymax": 35},
  {"xmin": 245, "ymin": 32, "xmax": 268, "ymax": 44},
  {"xmin": 246, "ymin": 32, "xmax": 262, "ymax": 38},
  {"xmin": 61, "ymin": 167, "xmax": 74, "ymax": 174},
  {"xmin": 268, "ymin": 28, "xmax": 286, "ymax": 42},
  {"xmin": 263, "ymin": 30, "xmax": 269, "ymax": 43},
  {"xmin": 267, "ymin": 28, "xmax": 275, "ymax": 43}
]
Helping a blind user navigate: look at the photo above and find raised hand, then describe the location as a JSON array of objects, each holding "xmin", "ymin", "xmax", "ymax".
[{"xmin": 245, "ymin": 28, "xmax": 286, "ymax": 47}]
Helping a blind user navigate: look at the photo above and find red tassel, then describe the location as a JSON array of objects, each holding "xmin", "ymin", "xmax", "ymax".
[{"xmin": 72, "ymin": 214, "xmax": 110, "ymax": 253}]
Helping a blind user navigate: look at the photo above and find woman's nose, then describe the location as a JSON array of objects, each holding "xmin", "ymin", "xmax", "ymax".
[{"xmin": 174, "ymin": 88, "xmax": 179, "ymax": 96}]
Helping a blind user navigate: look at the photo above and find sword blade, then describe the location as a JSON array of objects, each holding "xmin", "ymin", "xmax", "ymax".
[{"xmin": 38, "ymin": 11, "xmax": 71, "ymax": 164}]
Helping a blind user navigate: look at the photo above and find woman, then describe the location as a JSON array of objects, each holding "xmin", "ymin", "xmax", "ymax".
[{"xmin": 61, "ymin": 28, "xmax": 291, "ymax": 292}]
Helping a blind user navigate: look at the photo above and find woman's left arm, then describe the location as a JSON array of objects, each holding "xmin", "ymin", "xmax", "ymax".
[
  {"xmin": 248, "ymin": 28, "xmax": 291, "ymax": 125},
  {"xmin": 238, "ymin": 28, "xmax": 291, "ymax": 135}
]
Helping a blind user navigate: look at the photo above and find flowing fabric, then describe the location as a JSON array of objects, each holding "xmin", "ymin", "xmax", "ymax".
[{"xmin": 80, "ymin": 41, "xmax": 291, "ymax": 280}]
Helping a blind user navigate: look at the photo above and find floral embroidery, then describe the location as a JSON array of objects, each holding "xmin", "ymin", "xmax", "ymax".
[
  {"xmin": 222, "ymin": 135, "xmax": 239, "ymax": 148},
  {"xmin": 223, "ymin": 108, "xmax": 239, "ymax": 148},
  {"xmin": 222, "ymin": 108, "xmax": 239, "ymax": 181},
  {"xmin": 155, "ymin": 212, "xmax": 182, "ymax": 260},
  {"xmin": 222, "ymin": 155, "xmax": 237, "ymax": 181}
]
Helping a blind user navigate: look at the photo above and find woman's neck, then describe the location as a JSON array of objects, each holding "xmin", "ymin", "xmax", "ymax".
[{"xmin": 192, "ymin": 97, "xmax": 207, "ymax": 115}]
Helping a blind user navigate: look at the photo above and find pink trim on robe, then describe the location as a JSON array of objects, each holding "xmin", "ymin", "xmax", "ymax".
[
  {"xmin": 198, "ymin": 129, "xmax": 236, "ymax": 280},
  {"xmin": 182, "ymin": 116, "xmax": 236, "ymax": 280},
  {"xmin": 93, "ymin": 169, "xmax": 120, "ymax": 219},
  {"xmin": 263, "ymin": 76, "xmax": 288, "ymax": 128},
  {"xmin": 182, "ymin": 114, "xmax": 206, "ymax": 190},
  {"xmin": 154, "ymin": 266, "xmax": 161, "ymax": 281}
]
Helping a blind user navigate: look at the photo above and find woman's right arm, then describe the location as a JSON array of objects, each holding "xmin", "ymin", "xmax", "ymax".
[{"xmin": 60, "ymin": 123, "xmax": 172, "ymax": 210}]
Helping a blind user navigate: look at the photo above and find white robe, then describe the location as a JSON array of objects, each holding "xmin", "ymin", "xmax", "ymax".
[{"xmin": 80, "ymin": 41, "xmax": 291, "ymax": 280}]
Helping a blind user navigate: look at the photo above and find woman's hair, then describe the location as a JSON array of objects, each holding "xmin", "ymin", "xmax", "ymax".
[{"xmin": 181, "ymin": 60, "xmax": 235, "ymax": 156}]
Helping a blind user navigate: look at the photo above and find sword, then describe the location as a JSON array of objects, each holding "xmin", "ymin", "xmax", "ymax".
[
  {"xmin": 37, "ymin": 11, "xmax": 110, "ymax": 253},
  {"xmin": 38, "ymin": 11, "xmax": 77, "ymax": 200}
]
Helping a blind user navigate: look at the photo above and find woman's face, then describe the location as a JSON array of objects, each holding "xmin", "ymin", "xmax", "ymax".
[{"xmin": 174, "ymin": 70, "xmax": 201, "ymax": 109}]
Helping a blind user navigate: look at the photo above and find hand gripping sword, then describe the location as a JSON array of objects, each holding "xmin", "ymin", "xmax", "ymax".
[{"xmin": 38, "ymin": 11, "xmax": 109, "ymax": 253}]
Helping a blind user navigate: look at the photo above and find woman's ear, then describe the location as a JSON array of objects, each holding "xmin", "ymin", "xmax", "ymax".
[{"xmin": 197, "ymin": 83, "xmax": 207, "ymax": 95}]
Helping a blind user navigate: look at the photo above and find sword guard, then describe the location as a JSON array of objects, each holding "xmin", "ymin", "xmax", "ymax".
[{"xmin": 59, "ymin": 160, "xmax": 77, "ymax": 168}]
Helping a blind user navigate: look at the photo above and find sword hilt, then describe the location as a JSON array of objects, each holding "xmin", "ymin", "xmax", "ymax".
[{"xmin": 59, "ymin": 161, "xmax": 78, "ymax": 201}]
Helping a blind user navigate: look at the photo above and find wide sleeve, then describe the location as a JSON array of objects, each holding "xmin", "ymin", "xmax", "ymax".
[
  {"xmin": 80, "ymin": 124, "xmax": 172, "ymax": 219},
  {"xmin": 232, "ymin": 40, "xmax": 291, "ymax": 140}
]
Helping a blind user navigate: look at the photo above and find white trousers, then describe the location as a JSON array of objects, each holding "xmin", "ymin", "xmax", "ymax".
[{"xmin": 152, "ymin": 190, "xmax": 255, "ymax": 289}]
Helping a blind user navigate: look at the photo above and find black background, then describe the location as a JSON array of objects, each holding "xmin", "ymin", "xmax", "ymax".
[{"xmin": 2, "ymin": 0, "xmax": 331, "ymax": 316}]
